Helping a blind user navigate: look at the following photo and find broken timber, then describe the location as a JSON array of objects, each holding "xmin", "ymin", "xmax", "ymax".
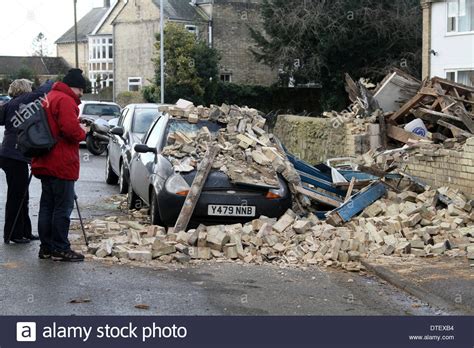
[
  {"xmin": 326, "ymin": 182, "xmax": 387, "ymax": 226},
  {"xmin": 387, "ymin": 124, "xmax": 426, "ymax": 144},
  {"xmin": 296, "ymin": 186, "xmax": 342, "ymax": 208},
  {"xmin": 174, "ymin": 145, "xmax": 220, "ymax": 232}
]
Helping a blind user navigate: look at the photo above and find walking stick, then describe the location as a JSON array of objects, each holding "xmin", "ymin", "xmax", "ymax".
[
  {"xmin": 74, "ymin": 194, "xmax": 89, "ymax": 247},
  {"xmin": 6, "ymin": 172, "xmax": 33, "ymax": 243}
]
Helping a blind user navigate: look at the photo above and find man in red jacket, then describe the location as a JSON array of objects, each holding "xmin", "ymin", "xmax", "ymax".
[{"xmin": 32, "ymin": 69, "xmax": 88, "ymax": 262}]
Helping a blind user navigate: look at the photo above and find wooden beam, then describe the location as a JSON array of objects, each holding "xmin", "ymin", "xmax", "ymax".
[
  {"xmin": 173, "ymin": 145, "xmax": 220, "ymax": 233},
  {"xmin": 387, "ymin": 124, "xmax": 426, "ymax": 144},
  {"xmin": 389, "ymin": 92, "xmax": 426, "ymax": 122},
  {"xmin": 437, "ymin": 119, "xmax": 473, "ymax": 138},
  {"xmin": 344, "ymin": 177, "xmax": 356, "ymax": 202},
  {"xmin": 431, "ymin": 77, "xmax": 474, "ymax": 95},
  {"xmin": 296, "ymin": 186, "xmax": 342, "ymax": 208},
  {"xmin": 457, "ymin": 109, "xmax": 474, "ymax": 133},
  {"xmin": 414, "ymin": 107, "xmax": 462, "ymax": 122}
]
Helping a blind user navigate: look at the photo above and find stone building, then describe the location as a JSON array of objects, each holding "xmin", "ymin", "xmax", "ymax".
[
  {"xmin": 55, "ymin": 0, "xmax": 124, "ymax": 92},
  {"xmin": 111, "ymin": 0, "xmax": 277, "ymax": 99}
]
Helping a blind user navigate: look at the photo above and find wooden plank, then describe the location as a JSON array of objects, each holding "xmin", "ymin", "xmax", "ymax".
[
  {"xmin": 457, "ymin": 109, "xmax": 474, "ymax": 133},
  {"xmin": 387, "ymin": 124, "xmax": 426, "ymax": 144},
  {"xmin": 296, "ymin": 186, "xmax": 342, "ymax": 208},
  {"xmin": 414, "ymin": 107, "xmax": 462, "ymax": 122},
  {"xmin": 432, "ymin": 77, "xmax": 474, "ymax": 94},
  {"xmin": 333, "ymin": 180, "xmax": 372, "ymax": 189},
  {"xmin": 437, "ymin": 119, "xmax": 473, "ymax": 138},
  {"xmin": 326, "ymin": 182, "xmax": 387, "ymax": 225},
  {"xmin": 344, "ymin": 177, "xmax": 356, "ymax": 202},
  {"xmin": 389, "ymin": 92, "xmax": 427, "ymax": 122},
  {"xmin": 173, "ymin": 145, "xmax": 220, "ymax": 232}
]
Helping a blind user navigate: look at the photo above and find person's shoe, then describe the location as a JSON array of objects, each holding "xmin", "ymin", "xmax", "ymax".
[
  {"xmin": 10, "ymin": 238, "xmax": 30, "ymax": 244},
  {"xmin": 38, "ymin": 247, "xmax": 51, "ymax": 259},
  {"xmin": 51, "ymin": 249, "xmax": 85, "ymax": 262},
  {"xmin": 27, "ymin": 235, "xmax": 40, "ymax": 241}
]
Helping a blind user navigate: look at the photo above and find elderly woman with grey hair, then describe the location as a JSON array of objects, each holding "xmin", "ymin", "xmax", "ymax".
[{"xmin": 0, "ymin": 78, "xmax": 53, "ymax": 244}]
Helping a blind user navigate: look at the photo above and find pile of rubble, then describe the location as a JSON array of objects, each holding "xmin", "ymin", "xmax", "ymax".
[
  {"xmin": 160, "ymin": 101, "xmax": 302, "ymax": 190},
  {"xmin": 73, "ymin": 94, "xmax": 474, "ymax": 271},
  {"xmin": 342, "ymin": 70, "xmax": 474, "ymax": 149},
  {"xmin": 79, "ymin": 184, "xmax": 473, "ymax": 270}
]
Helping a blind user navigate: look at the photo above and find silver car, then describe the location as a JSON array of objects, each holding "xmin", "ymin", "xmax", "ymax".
[{"xmin": 106, "ymin": 103, "xmax": 168, "ymax": 193}]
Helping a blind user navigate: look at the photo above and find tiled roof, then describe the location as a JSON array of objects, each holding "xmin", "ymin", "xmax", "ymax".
[
  {"xmin": 152, "ymin": 0, "xmax": 200, "ymax": 21},
  {"xmin": 0, "ymin": 56, "xmax": 71, "ymax": 76},
  {"xmin": 56, "ymin": 7, "xmax": 109, "ymax": 44}
]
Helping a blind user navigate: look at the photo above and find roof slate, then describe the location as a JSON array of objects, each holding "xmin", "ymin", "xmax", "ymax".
[
  {"xmin": 0, "ymin": 56, "xmax": 71, "ymax": 76},
  {"xmin": 56, "ymin": 7, "xmax": 109, "ymax": 44}
]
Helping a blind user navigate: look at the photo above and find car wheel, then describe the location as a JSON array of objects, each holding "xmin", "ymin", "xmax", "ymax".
[
  {"xmin": 127, "ymin": 181, "xmax": 142, "ymax": 211},
  {"xmin": 150, "ymin": 189, "xmax": 164, "ymax": 226},
  {"xmin": 105, "ymin": 153, "xmax": 119, "ymax": 185},
  {"xmin": 119, "ymin": 162, "xmax": 129, "ymax": 194}
]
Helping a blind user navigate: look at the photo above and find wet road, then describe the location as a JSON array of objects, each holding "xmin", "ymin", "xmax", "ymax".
[{"xmin": 0, "ymin": 141, "xmax": 449, "ymax": 315}]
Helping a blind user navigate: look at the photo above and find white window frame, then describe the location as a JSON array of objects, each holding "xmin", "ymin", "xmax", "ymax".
[
  {"xmin": 445, "ymin": 69, "xmax": 474, "ymax": 86},
  {"xmin": 447, "ymin": 0, "xmax": 474, "ymax": 34},
  {"xmin": 128, "ymin": 77, "xmax": 142, "ymax": 92},
  {"xmin": 220, "ymin": 73, "xmax": 232, "ymax": 83},
  {"xmin": 185, "ymin": 24, "xmax": 198, "ymax": 37}
]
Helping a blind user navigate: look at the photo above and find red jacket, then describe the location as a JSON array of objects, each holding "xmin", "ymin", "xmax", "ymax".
[{"xmin": 32, "ymin": 82, "xmax": 86, "ymax": 181}]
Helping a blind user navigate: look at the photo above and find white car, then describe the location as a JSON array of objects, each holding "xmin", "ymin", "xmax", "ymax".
[{"xmin": 78, "ymin": 101, "xmax": 121, "ymax": 122}]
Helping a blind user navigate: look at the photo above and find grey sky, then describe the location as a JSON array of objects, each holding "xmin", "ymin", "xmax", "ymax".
[{"xmin": 0, "ymin": 0, "xmax": 107, "ymax": 56}]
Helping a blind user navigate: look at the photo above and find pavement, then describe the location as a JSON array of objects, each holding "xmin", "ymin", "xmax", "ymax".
[
  {"xmin": 362, "ymin": 256, "xmax": 474, "ymax": 315},
  {"xmin": 0, "ymin": 141, "xmax": 466, "ymax": 315}
]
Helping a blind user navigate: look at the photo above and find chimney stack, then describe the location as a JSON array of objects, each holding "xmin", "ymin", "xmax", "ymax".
[{"xmin": 104, "ymin": 0, "xmax": 111, "ymax": 7}]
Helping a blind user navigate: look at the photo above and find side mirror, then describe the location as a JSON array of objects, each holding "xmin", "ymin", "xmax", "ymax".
[
  {"xmin": 134, "ymin": 144, "xmax": 157, "ymax": 154},
  {"xmin": 110, "ymin": 126, "xmax": 124, "ymax": 136}
]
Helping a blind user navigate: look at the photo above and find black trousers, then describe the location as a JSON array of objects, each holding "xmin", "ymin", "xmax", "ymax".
[
  {"xmin": 0, "ymin": 157, "xmax": 32, "ymax": 241},
  {"xmin": 38, "ymin": 176, "xmax": 75, "ymax": 252}
]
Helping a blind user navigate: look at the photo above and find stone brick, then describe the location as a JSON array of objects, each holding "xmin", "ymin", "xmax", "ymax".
[
  {"xmin": 128, "ymin": 250, "xmax": 152, "ymax": 261},
  {"xmin": 188, "ymin": 247, "xmax": 212, "ymax": 260},
  {"xmin": 207, "ymin": 227, "xmax": 230, "ymax": 251},
  {"xmin": 272, "ymin": 211, "xmax": 295, "ymax": 233},
  {"xmin": 293, "ymin": 220, "xmax": 311, "ymax": 234}
]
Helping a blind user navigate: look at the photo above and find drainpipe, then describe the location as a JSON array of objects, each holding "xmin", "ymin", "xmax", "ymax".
[{"xmin": 421, "ymin": 0, "xmax": 433, "ymax": 80}]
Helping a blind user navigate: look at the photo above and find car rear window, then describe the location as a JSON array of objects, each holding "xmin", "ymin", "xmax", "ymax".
[
  {"xmin": 165, "ymin": 119, "xmax": 222, "ymax": 144},
  {"xmin": 132, "ymin": 108, "xmax": 160, "ymax": 133},
  {"xmin": 83, "ymin": 104, "xmax": 120, "ymax": 117}
]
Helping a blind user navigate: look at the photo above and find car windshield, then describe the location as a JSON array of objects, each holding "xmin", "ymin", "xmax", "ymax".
[
  {"xmin": 83, "ymin": 104, "xmax": 120, "ymax": 117},
  {"xmin": 165, "ymin": 119, "xmax": 222, "ymax": 144},
  {"xmin": 132, "ymin": 108, "xmax": 161, "ymax": 134}
]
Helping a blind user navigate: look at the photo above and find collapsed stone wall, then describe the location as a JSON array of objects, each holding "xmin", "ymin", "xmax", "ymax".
[
  {"xmin": 272, "ymin": 115, "xmax": 380, "ymax": 164},
  {"xmin": 406, "ymin": 138, "xmax": 474, "ymax": 200}
]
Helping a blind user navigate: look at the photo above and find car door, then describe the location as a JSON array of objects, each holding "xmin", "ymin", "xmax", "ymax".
[
  {"xmin": 109, "ymin": 107, "xmax": 129, "ymax": 174},
  {"xmin": 131, "ymin": 116, "xmax": 168, "ymax": 203}
]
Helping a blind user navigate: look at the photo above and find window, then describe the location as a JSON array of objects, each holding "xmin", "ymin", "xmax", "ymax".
[
  {"xmin": 458, "ymin": 70, "xmax": 474, "ymax": 86},
  {"xmin": 220, "ymin": 73, "xmax": 232, "ymax": 83},
  {"xmin": 447, "ymin": 0, "xmax": 474, "ymax": 33},
  {"xmin": 132, "ymin": 108, "xmax": 160, "ymax": 134},
  {"xmin": 185, "ymin": 24, "xmax": 198, "ymax": 37},
  {"xmin": 128, "ymin": 77, "xmax": 142, "ymax": 91},
  {"xmin": 446, "ymin": 71, "xmax": 456, "ymax": 81},
  {"xmin": 445, "ymin": 70, "xmax": 474, "ymax": 86}
]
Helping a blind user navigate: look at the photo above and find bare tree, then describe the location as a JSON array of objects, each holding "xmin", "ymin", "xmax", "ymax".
[{"xmin": 32, "ymin": 32, "xmax": 50, "ymax": 57}]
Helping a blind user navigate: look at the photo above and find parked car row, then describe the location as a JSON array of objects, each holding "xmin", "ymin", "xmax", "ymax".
[
  {"xmin": 0, "ymin": 95, "xmax": 11, "ymax": 105},
  {"xmin": 104, "ymin": 103, "xmax": 292, "ymax": 227}
]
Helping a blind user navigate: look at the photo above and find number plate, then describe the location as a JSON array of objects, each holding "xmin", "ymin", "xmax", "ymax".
[{"xmin": 208, "ymin": 204, "xmax": 256, "ymax": 217}]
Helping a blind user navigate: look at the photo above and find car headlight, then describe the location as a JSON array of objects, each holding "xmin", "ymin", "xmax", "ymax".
[
  {"xmin": 266, "ymin": 184, "xmax": 286, "ymax": 199},
  {"xmin": 165, "ymin": 174, "xmax": 190, "ymax": 196}
]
